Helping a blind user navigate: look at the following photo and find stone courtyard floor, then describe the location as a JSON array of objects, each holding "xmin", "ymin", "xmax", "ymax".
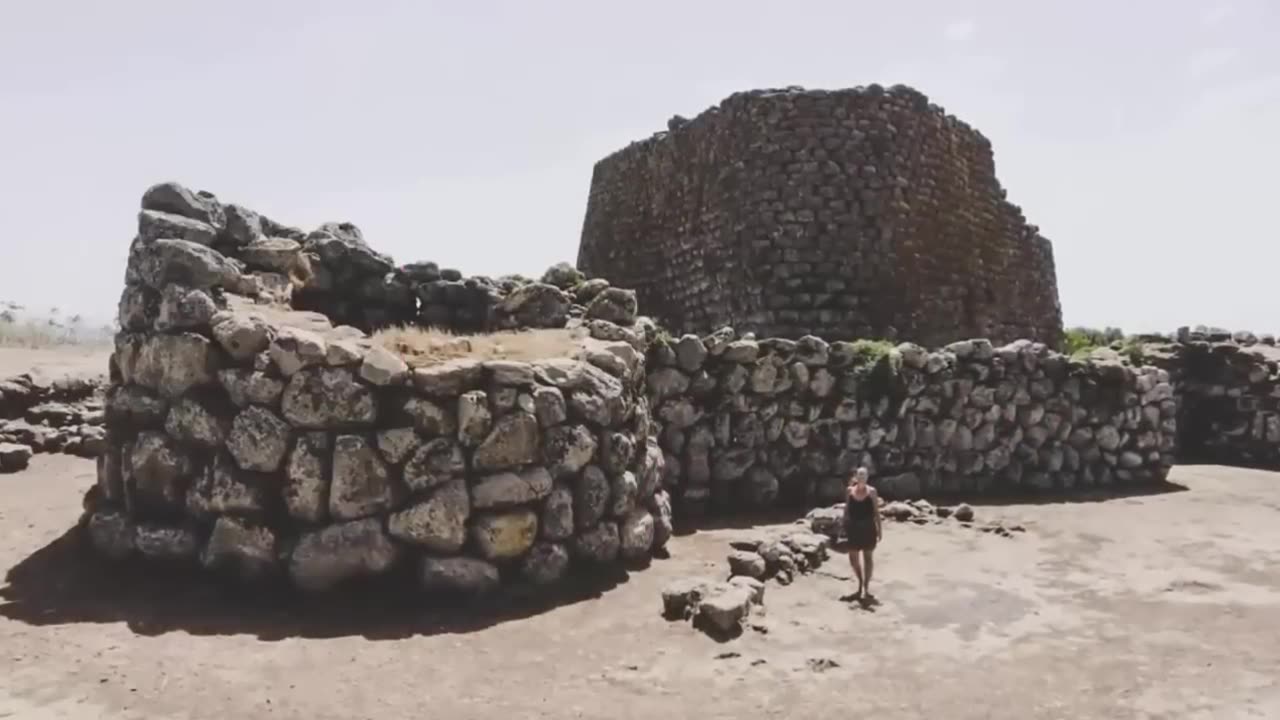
[{"xmin": 2, "ymin": 454, "xmax": 1278, "ymax": 719}]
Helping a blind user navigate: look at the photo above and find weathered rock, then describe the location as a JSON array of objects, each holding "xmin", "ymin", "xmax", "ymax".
[
  {"xmin": 375, "ymin": 427, "xmax": 419, "ymax": 465},
  {"xmin": 218, "ymin": 369, "xmax": 284, "ymax": 408},
  {"xmin": 471, "ymin": 509, "xmax": 538, "ymax": 560},
  {"xmin": 674, "ymin": 335, "xmax": 708, "ymax": 372},
  {"xmin": 543, "ymin": 424, "xmax": 597, "ymax": 479},
  {"xmin": 661, "ymin": 577, "xmax": 713, "ymax": 619},
  {"xmin": 572, "ymin": 520, "xmax": 620, "ymax": 563},
  {"xmin": 134, "ymin": 523, "xmax": 199, "ymax": 561},
  {"xmin": 359, "ymin": 346, "xmax": 409, "ymax": 387},
  {"xmin": 329, "ymin": 435, "xmax": 394, "ymax": 520},
  {"xmin": 471, "ymin": 412, "xmax": 540, "ymax": 471},
  {"xmin": 388, "ymin": 479, "xmax": 470, "ymax": 552},
  {"xmin": 521, "ymin": 542, "xmax": 571, "ymax": 585},
  {"xmin": 325, "ymin": 338, "xmax": 365, "ymax": 366},
  {"xmin": 649, "ymin": 490, "xmax": 674, "ymax": 550},
  {"xmin": 141, "ymin": 181, "xmax": 225, "ymax": 228},
  {"xmin": 127, "ymin": 432, "xmax": 191, "ymax": 511},
  {"xmin": 457, "ymin": 391, "xmax": 492, "ymax": 447},
  {"xmin": 472, "ymin": 466, "xmax": 553, "ymax": 509},
  {"xmin": 281, "ymin": 367, "xmax": 377, "ymax": 429},
  {"xmin": 289, "ymin": 518, "xmax": 399, "ymax": 592},
  {"xmin": 647, "ymin": 367, "xmax": 690, "ymax": 401},
  {"xmin": 740, "ymin": 466, "xmax": 779, "ymax": 508},
  {"xmin": 201, "ymin": 516, "xmax": 277, "ymax": 579},
  {"xmin": 609, "ymin": 470, "xmax": 639, "ymax": 517},
  {"xmin": 164, "ymin": 397, "xmax": 228, "ymax": 449},
  {"xmin": 155, "ymin": 284, "xmax": 218, "ymax": 331},
  {"xmin": 241, "ymin": 237, "xmax": 302, "ymax": 273},
  {"xmin": 0, "ymin": 442, "xmax": 33, "ymax": 473},
  {"xmin": 222, "ymin": 203, "xmax": 262, "ymax": 246},
  {"xmin": 186, "ymin": 453, "xmax": 267, "ymax": 517},
  {"xmin": 420, "ymin": 556, "xmax": 500, "ymax": 596},
  {"xmin": 540, "ymin": 261, "xmax": 585, "ymax": 289},
  {"xmin": 284, "ymin": 432, "xmax": 330, "ymax": 522},
  {"xmin": 728, "ymin": 575, "xmax": 766, "ymax": 605},
  {"xmin": 697, "ymin": 585, "xmax": 755, "ymax": 634},
  {"xmin": 133, "ymin": 333, "xmax": 221, "ymax": 398},
  {"xmin": 86, "ymin": 509, "xmax": 135, "ymax": 560},
  {"xmin": 619, "ymin": 508, "xmax": 655, "ymax": 560},
  {"xmin": 540, "ymin": 483, "xmax": 575, "ymax": 540},
  {"xmin": 499, "ymin": 283, "xmax": 570, "ymax": 327},
  {"xmin": 137, "ymin": 209, "xmax": 218, "ymax": 245},
  {"xmin": 584, "ymin": 287, "xmax": 638, "ymax": 325},
  {"xmin": 954, "ymin": 503, "xmax": 975, "ymax": 522},
  {"xmin": 881, "ymin": 501, "xmax": 917, "ymax": 521},
  {"xmin": 105, "ymin": 385, "xmax": 168, "ymax": 427},
  {"xmin": 270, "ymin": 327, "xmax": 328, "ymax": 377},
  {"xmin": 227, "ymin": 406, "xmax": 290, "ymax": 472},
  {"xmin": 403, "ymin": 397, "xmax": 456, "ymax": 437},
  {"xmin": 134, "ymin": 239, "xmax": 237, "ymax": 291},
  {"xmin": 532, "ymin": 386, "xmax": 567, "ymax": 427},
  {"xmin": 727, "ymin": 549, "xmax": 768, "ymax": 578},
  {"xmin": 412, "ymin": 360, "xmax": 483, "ymax": 397},
  {"xmin": 403, "ymin": 438, "xmax": 466, "ymax": 492}
]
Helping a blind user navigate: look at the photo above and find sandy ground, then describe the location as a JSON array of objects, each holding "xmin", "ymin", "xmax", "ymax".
[
  {"xmin": 0, "ymin": 347, "xmax": 110, "ymax": 383},
  {"xmin": 2, "ymin": 456, "xmax": 1279, "ymax": 719}
]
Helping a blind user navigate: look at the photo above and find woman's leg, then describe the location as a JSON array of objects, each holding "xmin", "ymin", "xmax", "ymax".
[
  {"xmin": 847, "ymin": 549, "xmax": 863, "ymax": 595},
  {"xmin": 863, "ymin": 549, "xmax": 875, "ymax": 598}
]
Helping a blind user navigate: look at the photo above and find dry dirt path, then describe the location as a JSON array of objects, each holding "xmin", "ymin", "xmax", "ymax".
[{"xmin": 2, "ymin": 455, "xmax": 1278, "ymax": 719}]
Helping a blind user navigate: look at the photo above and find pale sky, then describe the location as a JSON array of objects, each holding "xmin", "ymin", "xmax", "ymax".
[{"xmin": 2, "ymin": 0, "xmax": 1277, "ymax": 334}]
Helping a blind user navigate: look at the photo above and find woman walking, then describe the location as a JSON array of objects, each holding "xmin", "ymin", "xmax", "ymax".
[{"xmin": 843, "ymin": 467, "xmax": 882, "ymax": 601}]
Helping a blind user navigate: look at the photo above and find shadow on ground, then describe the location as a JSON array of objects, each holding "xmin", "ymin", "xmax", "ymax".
[{"xmin": 0, "ymin": 527, "xmax": 636, "ymax": 641}]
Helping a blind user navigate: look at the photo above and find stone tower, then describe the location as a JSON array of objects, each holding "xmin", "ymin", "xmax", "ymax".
[{"xmin": 577, "ymin": 84, "xmax": 1063, "ymax": 348}]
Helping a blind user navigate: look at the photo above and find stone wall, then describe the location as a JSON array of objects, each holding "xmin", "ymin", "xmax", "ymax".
[
  {"xmin": 0, "ymin": 372, "xmax": 106, "ymax": 470},
  {"xmin": 577, "ymin": 84, "xmax": 1063, "ymax": 348},
  {"xmin": 86, "ymin": 196, "xmax": 671, "ymax": 595},
  {"xmin": 1142, "ymin": 327, "xmax": 1280, "ymax": 469},
  {"xmin": 646, "ymin": 330, "xmax": 1174, "ymax": 515},
  {"xmin": 126, "ymin": 183, "xmax": 640, "ymax": 337}
]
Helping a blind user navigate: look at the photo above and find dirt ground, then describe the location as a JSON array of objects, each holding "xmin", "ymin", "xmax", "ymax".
[
  {"xmin": 2, "ymin": 457, "xmax": 1279, "ymax": 719},
  {"xmin": 0, "ymin": 347, "xmax": 109, "ymax": 382}
]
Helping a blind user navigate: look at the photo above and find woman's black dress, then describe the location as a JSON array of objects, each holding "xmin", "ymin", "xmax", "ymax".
[{"xmin": 844, "ymin": 492, "xmax": 878, "ymax": 551}]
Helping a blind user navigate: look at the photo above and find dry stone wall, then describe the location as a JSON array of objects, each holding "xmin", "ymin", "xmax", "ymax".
[
  {"xmin": 86, "ymin": 189, "xmax": 671, "ymax": 596},
  {"xmin": 646, "ymin": 329, "xmax": 1174, "ymax": 515},
  {"xmin": 80, "ymin": 180, "xmax": 1261, "ymax": 602},
  {"xmin": 578, "ymin": 84, "xmax": 1063, "ymax": 348},
  {"xmin": 1, "ymin": 372, "xmax": 107, "ymax": 471},
  {"xmin": 1142, "ymin": 327, "xmax": 1280, "ymax": 469},
  {"xmin": 125, "ymin": 183, "xmax": 639, "ymax": 337}
]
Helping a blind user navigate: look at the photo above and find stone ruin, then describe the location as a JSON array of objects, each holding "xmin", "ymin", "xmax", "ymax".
[
  {"xmin": 88, "ymin": 182, "xmax": 669, "ymax": 596},
  {"xmin": 79, "ymin": 178, "xmax": 1177, "ymax": 607},
  {"xmin": 578, "ymin": 84, "xmax": 1063, "ymax": 348},
  {"xmin": 65, "ymin": 97, "xmax": 1280, "ymax": 616}
]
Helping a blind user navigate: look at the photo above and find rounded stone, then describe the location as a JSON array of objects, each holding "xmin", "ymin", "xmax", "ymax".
[
  {"xmin": 470, "ymin": 509, "xmax": 538, "ymax": 560},
  {"xmin": 227, "ymin": 406, "xmax": 290, "ymax": 472}
]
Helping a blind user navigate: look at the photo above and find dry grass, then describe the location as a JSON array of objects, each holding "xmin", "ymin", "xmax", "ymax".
[
  {"xmin": 0, "ymin": 320, "xmax": 114, "ymax": 350},
  {"xmin": 373, "ymin": 325, "xmax": 588, "ymax": 367}
]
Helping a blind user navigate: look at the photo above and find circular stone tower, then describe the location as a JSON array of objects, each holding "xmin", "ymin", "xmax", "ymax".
[{"xmin": 577, "ymin": 84, "xmax": 1063, "ymax": 348}]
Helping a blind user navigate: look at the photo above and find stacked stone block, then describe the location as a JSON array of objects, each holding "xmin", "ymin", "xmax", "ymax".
[
  {"xmin": 646, "ymin": 329, "xmax": 1174, "ymax": 515},
  {"xmin": 85, "ymin": 196, "xmax": 671, "ymax": 595},
  {"xmin": 1143, "ymin": 327, "xmax": 1280, "ymax": 468},
  {"xmin": 578, "ymin": 84, "xmax": 1063, "ymax": 348}
]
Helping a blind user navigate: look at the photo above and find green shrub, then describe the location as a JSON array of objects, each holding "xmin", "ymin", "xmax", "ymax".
[{"xmin": 848, "ymin": 339, "xmax": 896, "ymax": 367}]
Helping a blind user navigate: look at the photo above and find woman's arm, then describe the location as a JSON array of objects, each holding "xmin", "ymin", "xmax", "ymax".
[{"xmin": 872, "ymin": 488, "xmax": 883, "ymax": 539}]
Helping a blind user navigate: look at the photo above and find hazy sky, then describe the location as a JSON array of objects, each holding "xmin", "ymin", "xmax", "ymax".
[{"xmin": 2, "ymin": 0, "xmax": 1277, "ymax": 333}]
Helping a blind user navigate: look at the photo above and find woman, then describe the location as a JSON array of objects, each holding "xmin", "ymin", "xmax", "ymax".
[{"xmin": 843, "ymin": 466, "xmax": 882, "ymax": 601}]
